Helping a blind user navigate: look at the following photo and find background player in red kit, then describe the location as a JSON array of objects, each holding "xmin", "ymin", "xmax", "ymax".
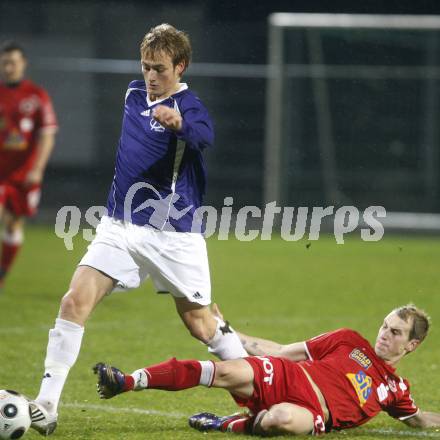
[
  {"xmin": 94, "ymin": 304, "xmax": 440, "ymax": 436},
  {"xmin": 0, "ymin": 42, "xmax": 57, "ymax": 290}
]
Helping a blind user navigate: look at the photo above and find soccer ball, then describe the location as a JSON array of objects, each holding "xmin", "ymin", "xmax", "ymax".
[{"xmin": 0, "ymin": 390, "xmax": 31, "ymax": 440}]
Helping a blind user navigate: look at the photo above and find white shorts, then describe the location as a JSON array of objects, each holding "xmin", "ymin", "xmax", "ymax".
[{"xmin": 79, "ymin": 215, "xmax": 211, "ymax": 305}]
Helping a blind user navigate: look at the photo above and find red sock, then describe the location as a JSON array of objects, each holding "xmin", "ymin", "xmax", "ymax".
[
  {"xmin": 221, "ymin": 410, "xmax": 267, "ymax": 434},
  {"xmin": 142, "ymin": 358, "xmax": 202, "ymax": 391},
  {"xmin": 123, "ymin": 375, "xmax": 135, "ymax": 391},
  {"xmin": 1, "ymin": 240, "xmax": 21, "ymax": 277},
  {"xmin": 221, "ymin": 414, "xmax": 253, "ymax": 433}
]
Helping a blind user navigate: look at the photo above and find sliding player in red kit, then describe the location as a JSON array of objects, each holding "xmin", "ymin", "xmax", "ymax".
[
  {"xmin": 0, "ymin": 42, "xmax": 57, "ymax": 290},
  {"xmin": 95, "ymin": 304, "xmax": 440, "ymax": 435}
]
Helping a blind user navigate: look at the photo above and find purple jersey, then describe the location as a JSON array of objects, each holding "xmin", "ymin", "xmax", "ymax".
[{"xmin": 106, "ymin": 81, "xmax": 214, "ymax": 232}]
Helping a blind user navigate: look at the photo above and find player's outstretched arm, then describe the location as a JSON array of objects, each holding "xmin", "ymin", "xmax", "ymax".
[
  {"xmin": 238, "ymin": 334, "xmax": 307, "ymax": 361},
  {"xmin": 402, "ymin": 411, "xmax": 440, "ymax": 428},
  {"xmin": 211, "ymin": 304, "xmax": 308, "ymax": 361}
]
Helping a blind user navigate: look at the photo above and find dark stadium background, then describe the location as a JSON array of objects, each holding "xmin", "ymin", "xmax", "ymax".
[
  {"xmin": 1, "ymin": 0, "xmax": 440, "ymax": 218},
  {"xmin": 1, "ymin": 3, "xmax": 440, "ymax": 440}
]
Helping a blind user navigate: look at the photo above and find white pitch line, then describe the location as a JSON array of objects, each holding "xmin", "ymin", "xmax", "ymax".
[
  {"xmin": 62, "ymin": 403, "xmax": 440, "ymax": 437},
  {"xmin": 363, "ymin": 428, "xmax": 440, "ymax": 438},
  {"xmin": 62, "ymin": 402, "xmax": 186, "ymax": 419}
]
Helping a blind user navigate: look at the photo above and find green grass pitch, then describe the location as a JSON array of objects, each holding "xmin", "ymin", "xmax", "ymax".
[{"xmin": 0, "ymin": 226, "xmax": 439, "ymax": 439}]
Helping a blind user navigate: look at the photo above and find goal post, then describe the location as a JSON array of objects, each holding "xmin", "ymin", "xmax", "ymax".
[{"xmin": 265, "ymin": 13, "xmax": 440, "ymax": 219}]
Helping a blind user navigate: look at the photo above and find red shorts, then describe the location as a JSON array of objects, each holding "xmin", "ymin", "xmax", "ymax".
[
  {"xmin": 232, "ymin": 356, "xmax": 329, "ymax": 435},
  {"xmin": 0, "ymin": 183, "xmax": 41, "ymax": 217}
]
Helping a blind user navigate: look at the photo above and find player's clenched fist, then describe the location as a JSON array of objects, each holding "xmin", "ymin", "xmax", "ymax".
[{"xmin": 153, "ymin": 105, "xmax": 182, "ymax": 131}]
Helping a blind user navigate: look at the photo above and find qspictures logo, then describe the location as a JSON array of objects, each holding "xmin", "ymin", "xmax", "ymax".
[{"xmin": 54, "ymin": 183, "xmax": 387, "ymax": 250}]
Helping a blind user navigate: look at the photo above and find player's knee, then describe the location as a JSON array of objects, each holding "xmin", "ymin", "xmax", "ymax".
[
  {"xmin": 60, "ymin": 288, "xmax": 93, "ymax": 322},
  {"xmin": 60, "ymin": 290, "xmax": 82, "ymax": 317},
  {"xmin": 260, "ymin": 405, "xmax": 294, "ymax": 432}
]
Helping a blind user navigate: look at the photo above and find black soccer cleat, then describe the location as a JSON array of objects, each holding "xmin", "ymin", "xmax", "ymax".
[
  {"xmin": 93, "ymin": 362, "xmax": 126, "ymax": 399},
  {"xmin": 189, "ymin": 412, "xmax": 245, "ymax": 432},
  {"xmin": 189, "ymin": 412, "xmax": 225, "ymax": 431}
]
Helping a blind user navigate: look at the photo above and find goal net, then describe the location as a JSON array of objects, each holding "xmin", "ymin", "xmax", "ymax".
[{"xmin": 265, "ymin": 13, "xmax": 440, "ymax": 227}]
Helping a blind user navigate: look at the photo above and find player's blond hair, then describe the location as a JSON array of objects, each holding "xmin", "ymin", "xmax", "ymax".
[
  {"xmin": 393, "ymin": 304, "xmax": 430, "ymax": 342},
  {"xmin": 140, "ymin": 24, "xmax": 192, "ymax": 74}
]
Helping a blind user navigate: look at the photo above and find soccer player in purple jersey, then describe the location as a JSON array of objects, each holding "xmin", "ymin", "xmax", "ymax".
[{"xmin": 28, "ymin": 24, "xmax": 247, "ymax": 436}]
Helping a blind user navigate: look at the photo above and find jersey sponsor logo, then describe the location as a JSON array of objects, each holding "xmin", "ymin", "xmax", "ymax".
[
  {"xmin": 19, "ymin": 95, "xmax": 40, "ymax": 114},
  {"xmin": 150, "ymin": 118, "xmax": 165, "ymax": 132},
  {"xmin": 256, "ymin": 356, "xmax": 274, "ymax": 385},
  {"xmin": 349, "ymin": 348, "xmax": 372, "ymax": 370},
  {"xmin": 346, "ymin": 370, "xmax": 372, "ymax": 407},
  {"xmin": 3, "ymin": 129, "xmax": 27, "ymax": 150},
  {"xmin": 140, "ymin": 109, "xmax": 151, "ymax": 117}
]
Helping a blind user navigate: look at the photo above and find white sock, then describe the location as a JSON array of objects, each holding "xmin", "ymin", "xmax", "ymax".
[
  {"xmin": 36, "ymin": 318, "xmax": 84, "ymax": 414},
  {"xmin": 131, "ymin": 369, "xmax": 150, "ymax": 391},
  {"xmin": 198, "ymin": 361, "xmax": 215, "ymax": 387},
  {"xmin": 207, "ymin": 317, "xmax": 248, "ymax": 360}
]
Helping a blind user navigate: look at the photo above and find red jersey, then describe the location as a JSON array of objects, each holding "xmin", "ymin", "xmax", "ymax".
[
  {"xmin": 0, "ymin": 79, "xmax": 57, "ymax": 184},
  {"xmin": 300, "ymin": 328, "xmax": 418, "ymax": 430}
]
